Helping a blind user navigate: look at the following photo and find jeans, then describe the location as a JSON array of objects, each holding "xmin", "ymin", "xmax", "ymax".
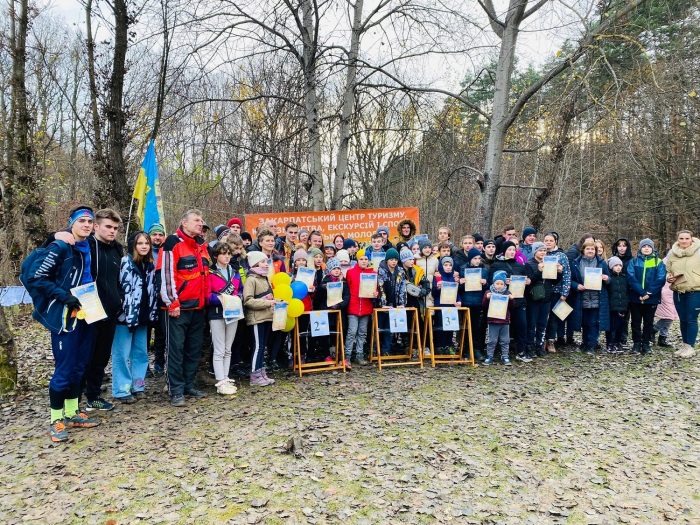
[
  {"xmin": 581, "ymin": 308, "xmax": 600, "ymax": 348},
  {"xmin": 210, "ymin": 319, "xmax": 239, "ymax": 381},
  {"xmin": 630, "ymin": 303, "xmax": 657, "ymax": 344},
  {"xmin": 527, "ymin": 301, "xmax": 550, "ymax": 349},
  {"xmin": 165, "ymin": 309, "xmax": 206, "ymax": 396},
  {"xmin": 486, "ymin": 324, "xmax": 509, "ymax": 358},
  {"xmin": 653, "ymin": 318, "xmax": 672, "ymax": 338},
  {"xmin": 607, "ymin": 311, "xmax": 627, "ymax": 345},
  {"xmin": 511, "ymin": 304, "xmax": 528, "ymax": 352},
  {"xmin": 673, "ymin": 291, "xmax": 700, "ymax": 346},
  {"xmin": 111, "ymin": 324, "xmax": 149, "ymax": 398},
  {"xmin": 345, "ymin": 315, "xmax": 370, "ymax": 359},
  {"xmin": 81, "ymin": 316, "xmax": 118, "ymax": 403},
  {"xmin": 250, "ymin": 321, "xmax": 272, "ymax": 372}
]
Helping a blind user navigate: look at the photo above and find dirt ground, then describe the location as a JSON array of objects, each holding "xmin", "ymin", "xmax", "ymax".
[{"xmin": 1, "ymin": 313, "xmax": 699, "ymax": 524}]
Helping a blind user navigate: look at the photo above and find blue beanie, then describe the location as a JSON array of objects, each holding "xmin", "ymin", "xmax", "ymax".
[
  {"xmin": 467, "ymin": 248, "xmax": 482, "ymax": 263},
  {"xmin": 376, "ymin": 225, "xmax": 390, "ymax": 235},
  {"xmin": 400, "ymin": 248, "xmax": 414, "ymax": 263},
  {"xmin": 493, "ymin": 270, "xmax": 508, "ymax": 284},
  {"xmin": 343, "ymin": 238, "xmax": 357, "ymax": 249},
  {"xmin": 441, "ymin": 256, "xmax": 454, "ymax": 267}
]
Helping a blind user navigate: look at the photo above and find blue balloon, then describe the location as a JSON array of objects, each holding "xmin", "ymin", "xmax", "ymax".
[{"xmin": 290, "ymin": 280, "xmax": 308, "ymax": 300}]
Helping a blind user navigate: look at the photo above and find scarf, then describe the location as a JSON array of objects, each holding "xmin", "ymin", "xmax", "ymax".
[
  {"xmin": 489, "ymin": 284, "xmax": 508, "ymax": 295},
  {"xmin": 251, "ymin": 266, "xmax": 269, "ymax": 276},
  {"xmin": 74, "ymin": 240, "xmax": 93, "ymax": 284}
]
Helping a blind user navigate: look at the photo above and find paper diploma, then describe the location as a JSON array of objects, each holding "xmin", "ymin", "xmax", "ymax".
[
  {"xmin": 552, "ymin": 299, "xmax": 573, "ymax": 320},
  {"xmin": 584, "ymin": 267, "xmax": 603, "ymax": 291},
  {"xmin": 296, "ymin": 267, "xmax": 315, "ymax": 290},
  {"xmin": 371, "ymin": 253, "xmax": 385, "ymax": 268},
  {"xmin": 440, "ymin": 281, "xmax": 458, "ymax": 305},
  {"xmin": 487, "ymin": 294, "xmax": 509, "ymax": 320},
  {"xmin": 543, "ymin": 256, "xmax": 558, "ymax": 279},
  {"xmin": 221, "ymin": 294, "xmax": 243, "ymax": 324},
  {"xmin": 70, "ymin": 283, "xmax": 107, "ymax": 324},
  {"xmin": 326, "ymin": 282, "xmax": 343, "ymax": 307},
  {"xmin": 272, "ymin": 302, "xmax": 288, "ymax": 331},
  {"xmin": 464, "ymin": 268, "xmax": 483, "ymax": 292},
  {"xmin": 509, "ymin": 275, "xmax": 526, "ymax": 299},
  {"xmin": 359, "ymin": 273, "xmax": 377, "ymax": 298}
]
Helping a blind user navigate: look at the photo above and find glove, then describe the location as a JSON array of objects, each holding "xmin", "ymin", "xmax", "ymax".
[{"xmin": 64, "ymin": 295, "xmax": 82, "ymax": 309}]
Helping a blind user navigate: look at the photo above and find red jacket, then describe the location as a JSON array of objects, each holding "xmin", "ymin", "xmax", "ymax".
[
  {"xmin": 346, "ymin": 264, "xmax": 376, "ymax": 316},
  {"xmin": 158, "ymin": 227, "xmax": 211, "ymax": 311}
]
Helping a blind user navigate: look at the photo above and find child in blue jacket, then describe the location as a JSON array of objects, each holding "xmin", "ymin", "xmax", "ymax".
[
  {"xmin": 431, "ymin": 257, "xmax": 461, "ymax": 354},
  {"xmin": 458, "ymin": 248, "xmax": 488, "ymax": 361}
]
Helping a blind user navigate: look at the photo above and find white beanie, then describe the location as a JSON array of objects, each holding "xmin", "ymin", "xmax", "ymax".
[
  {"xmin": 247, "ymin": 251, "xmax": 268, "ymax": 268},
  {"xmin": 336, "ymin": 249, "xmax": 351, "ymax": 263}
]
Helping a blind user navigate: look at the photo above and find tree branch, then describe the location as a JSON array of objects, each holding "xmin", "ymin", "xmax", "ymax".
[{"xmin": 478, "ymin": 0, "xmax": 504, "ymax": 37}]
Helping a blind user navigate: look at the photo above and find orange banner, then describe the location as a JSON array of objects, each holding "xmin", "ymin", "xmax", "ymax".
[{"xmin": 245, "ymin": 207, "xmax": 420, "ymax": 244}]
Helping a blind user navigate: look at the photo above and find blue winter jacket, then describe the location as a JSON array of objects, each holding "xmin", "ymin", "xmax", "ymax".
[
  {"xmin": 459, "ymin": 265, "xmax": 488, "ymax": 307},
  {"xmin": 23, "ymin": 241, "xmax": 87, "ymax": 334},
  {"xmin": 626, "ymin": 252, "xmax": 666, "ymax": 305}
]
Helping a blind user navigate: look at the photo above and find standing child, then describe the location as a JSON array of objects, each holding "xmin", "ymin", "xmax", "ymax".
[
  {"xmin": 605, "ymin": 256, "xmax": 629, "ymax": 353},
  {"xmin": 458, "ymin": 248, "xmax": 488, "ymax": 361},
  {"xmin": 377, "ymin": 248, "xmax": 407, "ymax": 355},
  {"xmin": 243, "ymin": 251, "xmax": 277, "ymax": 386},
  {"xmin": 317, "ymin": 257, "xmax": 351, "ymax": 367},
  {"xmin": 415, "ymin": 239, "xmax": 438, "ymax": 308},
  {"xmin": 225, "ymin": 233, "xmax": 250, "ymax": 377},
  {"xmin": 367, "ymin": 233, "xmax": 386, "ymax": 268},
  {"xmin": 401, "ymin": 248, "xmax": 431, "ymax": 324},
  {"xmin": 653, "ymin": 264, "xmax": 678, "ymax": 348},
  {"xmin": 111, "ymin": 232, "xmax": 159, "ymax": 404},
  {"xmin": 290, "ymin": 249, "xmax": 314, "ymax": 364},
  {"xmin": 431, "ymin": 256, "xmax": 461, "ymax": 354},
  {"xmin": 207, "ymin": 242, "xmax": 242, "ymax": 395},
  {"xmin": 482, "ymin": 271, "xmax": 515, "ymax": 365},
  {"xmin": 345, "ymin": 251, "xmax": 378, "ymax": 364}
]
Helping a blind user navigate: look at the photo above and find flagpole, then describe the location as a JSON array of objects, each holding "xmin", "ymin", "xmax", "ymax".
[{"xmin": 125, "ymin": 195, "xmax": 136, "ymax": 240}]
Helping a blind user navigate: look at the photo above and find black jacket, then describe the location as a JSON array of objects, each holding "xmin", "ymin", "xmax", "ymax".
[
  {"xmin": 488, "ymin": 256, "xmax": 528, "ymax": 307},
  {"xmin": 316, "ymin": 275, "xmax": 350, "ymax": 311},
  {"xmin": 453, "ymin": 250, "xmax": 470, "ymax": 274},
  {"xmin": 607, "ymin": 272, "xmax": 629, "ymax": 312},
  {"xmin": 523, "ymin": 258, "xmax": 561, "ymax": 303}
]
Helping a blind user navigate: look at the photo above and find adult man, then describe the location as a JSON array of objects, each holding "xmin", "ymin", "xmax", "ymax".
[
  {"xmin": 227, "ymin": 218, "xmax": 243, "ymax": 235},
  {"xmin": 159, "ymin": 209, "xmax": 211, "ymax": 406},
  {"xmin": 520, "ymin": 227, "xmax": 537, "ymax": 260},
  {"xmin": 51, "ymin": 208, "xmax": 124, "ymax": 412},
  {"xmin": 396, "ymin": 219, "xmax": 417, "ymax": 244},
  {"xmin": 24, "ymin": 205, "xmax": 102, "ymax": 441},
  {"xmin": 376, "ymin": 226, "xmax": 394, "ymax": 251},
  {"xmin": 148, "ymin": 223, "xmax": 167, "ymax": 375},
  {"xmin": 149, "ymin": 223, "xmax": 166, "ymax": 261},
  {"xmin": 495, "ymin": 225, "xmax": 517, "ymax": 255},
  {"xmin": 275, "ymin": 222, "xmax": 299, "ymax": 270}
]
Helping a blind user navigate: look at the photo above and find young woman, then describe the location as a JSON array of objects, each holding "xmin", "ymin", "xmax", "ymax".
[
  {"xmin": 111, "ymin": 232, "xmax": 159, "ymax": 403},
  {"xmin": 333, "ymin": 234, "xmax": 345, "ymax": 251}
]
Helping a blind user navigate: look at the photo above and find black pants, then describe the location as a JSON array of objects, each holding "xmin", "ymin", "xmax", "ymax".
[
  {"xmin": 81, "ymin": 316, "xmax": 118, "ymax": 403},
  {"xmin": 148, "ymin": 318, "xmax": 166, "ymax": 368},
  {"xmin": 630, "ymin": 303, "xmax": 657, "ymax": 344},
  {"xmin": 165, "ymin": 309, "xmax": 205, "ymax": 396},
  {"xmin": 466, "ymin": 306, "xmax": 485, "ymax": 351}
]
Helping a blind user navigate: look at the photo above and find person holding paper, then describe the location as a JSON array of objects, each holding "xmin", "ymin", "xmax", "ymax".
[
  {"xmin": 570, "ymin": 240, "xmax": 611, "ymax": 354},
  {"xmin": 317, "ymin": 258, "xmax": 351, "ymax": 366},
  {"xmin": 524, "ymin": 242, "xmax": 561, "ymax": 358},
  {"xmin": 111, "ymin": 232, "xmax": 160, "ymax": 404},
  {"xmin": 401, "ymin": 248, "xmax": 431, "ymax": 331},
  {"xmin": 415, "ymin": 238, "xmax": 439, "ymax": 308},
  {"xmin": 345, "ymin": 251, "xmax": 379, "ymax": 365},
  {"xmin": 544, "ymin": 232, "xmax": 573, "ymax": 353},
  {"xmin": 431, "ymin": 257, "xmax": 461, "ymax": 355},
  {"xmin": 23, "ymin": 205, "xmax": 101, "ymax": 441},
  {"xmin": 366, "ymin": 233, "xmax": 386, "ymax": 268},
  {"xmin": 665, "ymin": 230, "xmax": 700, "ymax": 358},
  {"xmin": 482, "ymin": 271, "xmax": 515, "ymax": 366},
  {"xmin": 206, "ymin": 242, "xmax": 243, "ymax": 395},
  {"xmin": 458, "ymin": 248, "xmax": 488, "ymax": 361},
  {"xmin": 606, "ymin": 257, "xmax": 629, "ymax": 353},
  {"xmin": 625, "ymin": 239, "xmax": 666, "ymax": 354},
  {"xmin": 377, "ymin": 249, "xmax": 407, "ymax": 355}
]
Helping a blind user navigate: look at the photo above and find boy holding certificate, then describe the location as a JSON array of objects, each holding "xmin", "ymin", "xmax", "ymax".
[
  {"xmin": 431, "ymin": 257, "xmax": 461, "ymax": 354},
  {"xmin": 345, "ymin": 250, "xmax": 378, "ymax": 364},
  {"xmin": 377, "ymin": 248, "xmax": 407, "ymax": 355},
  {"xmin": 482, "ymin": 271, "xmax": 515, "ymax": 365},
  {"xmin": 458, "ymin": 248, "xmax": 488, "ymax": 361}
]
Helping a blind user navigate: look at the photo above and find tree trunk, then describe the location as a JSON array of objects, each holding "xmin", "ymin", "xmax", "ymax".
[
  {"xmin": 474, "ymin": 0, "xmax": 524, "ymax": 236},
  {"xmin": 85, "ymin": 0, "xmax": 104, "ymax": 165},
  {"xmin": 331, "ymin": 0, "xmax": 363, "ymax": 210},
  {"xmin": 301, "ymin": 0, "xmax": 325, "ymax": 211},
  {"xmin": 0, "ymin": 308, "xmax": 17, "ymax": 396}
]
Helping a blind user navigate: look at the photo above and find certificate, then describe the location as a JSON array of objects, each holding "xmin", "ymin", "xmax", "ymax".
[
  {"xmin": 295, "ymin": 266, "xmax": 315, "ymax": 290},
  {"xmin": 221, "ymin": 294, "xmax": 243, "ymax": 324},
  {"xmin": 464, "ymin": 268, "xmax": 482, "ymax": 292},
  {"xmin": 272, "ymin": 302, "xmax": 288, "ymax": 331},
  {"xmin": 359, "ymin": 273, "xmax": 377, "ymax": 298},
  {"xmin": 584, "ymin": 267, "xmax": 602, "ymax": 291},
  {"xmin": 371, "ymin": 252, "xmax": 385, "ymax": 268},
  {"xmin": 552, "ymin": 299, "xmax": 573, "ymax": 320},
  {"xmin": 441, "ymin": 307, "xmax": 459, "ymax": 332},
  {"xmin": 310, "ymin": 311, "xmax": 330, "ymax": 337},
  {"xmin": 440, "ymin": 281, "xmax": 458, "ymax": 305},
  {"xmin": 543, "ymin": 255, "xmax": 558, "ymax": 279},
  {"xmin": 509, "ymin": 275, "xmax": 526, "ymax": 299},
  {"xmin": 388, "ymin": 308, "xmax": 407, "ymax": 333},
  {"xmin": 70, "ymin": 283, "xmax": 107, "ymax": 324},
  {"xmin": 487, "ymin": 294, "xmax": 509, "ymax": 320},
  {"xmin": 326, "ymin": 282, "xmax": 343, "ymax": 307}
]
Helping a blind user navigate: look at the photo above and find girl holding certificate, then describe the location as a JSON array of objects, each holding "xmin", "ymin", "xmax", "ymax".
[{"xmin": 570, "ymin": 240, "xmax": 610, "ymax": 354}]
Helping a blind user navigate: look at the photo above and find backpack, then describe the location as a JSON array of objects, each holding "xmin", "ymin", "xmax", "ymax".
[{"xmin": 19, "ymin": 241, "xmax": 70, "ymax": 303}]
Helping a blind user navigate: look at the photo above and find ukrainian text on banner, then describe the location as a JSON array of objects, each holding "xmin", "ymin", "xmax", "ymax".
[{"xmin": 245, "ymin": 207, "xmax": 420, "ymax": 243}]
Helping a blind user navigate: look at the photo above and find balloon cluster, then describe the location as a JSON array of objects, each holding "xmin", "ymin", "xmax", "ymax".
[{"xmin": 271, "ymin": 272, "xmax": 309, "ymax": 332}]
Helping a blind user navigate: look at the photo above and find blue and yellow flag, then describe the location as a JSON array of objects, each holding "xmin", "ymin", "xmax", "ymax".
[{"xmin": 133, "ymin": 140, "xmax": 165, "ymax": 231}]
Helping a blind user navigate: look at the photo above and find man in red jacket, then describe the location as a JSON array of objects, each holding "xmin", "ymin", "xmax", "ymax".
[
  {"xmin": 344, "ymin": 250, "xmax": 378, "ymax": 364},
  {"xmin": 159, "ymin": 209, "xmax": 211, "ymax": 406}
]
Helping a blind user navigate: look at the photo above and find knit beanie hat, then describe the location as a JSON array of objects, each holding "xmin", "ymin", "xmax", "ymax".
[
  {"xmin": 324, "ymin": 242, "xmax": 337, "ymax": 253},
  {"xmin": 502, "ymin": 241, "xmax": 516, "ymax": 255},
  {"xmin": 343, "ymin": 238, "xmax": 357, "ymax": 250},
  {"xmin": 493, "ymin": 270, "xmax": 508, "ymax": 284},
  {"xmin": 299, "ymin": 229, "xmax": 309, "ymax": 237},
  {"xmin": 241, "ymin": 232, "xmax": 252, "ymax": 243},
  {"xmin": 400, "ymin": 248, "xmax": 414, "ymax": 263},
  {"xmin": 441, "ymin": 256, "xmax": 454, "ymax": 267},
  {"xmin": 357, "ymin": 249, "xmax": 368, "ymax": 260},
  {"xmin": 336, "ymin": 249, "xmax": 351, "ymax": 263},
  {"xmin": 247, "ymin": 251, "xmax": 267, "ymax": 268},
  {"xmin": 532, "ymin": 242, "xmax": 546, "ymax": 255},
  {"xmin": 396, "ymin": 242, "xmax": 409, "ymax": 254},
  {"xmin": 376, "ymin": 225, "xmax": 390, "ymax": 236},
  {"xmin": 214, "ymin": 225, "xmax": 230, "ymax": 241},
  {"xmin": 473, "ymin": 234, "xmax": 484, "ymax": 244},
  {"xmin": 148, "ymin": 223, "xmax": 165, "ymax": 235},
  {"xmin": 227, "ymin": 217, "xmax": 243, "ymax": 229},
  {"xmin": 309, "ymin": 247, "xmax": 323, "ymax": 259},
  {"xmin": 385, "ymin": 248, "xmax": 400, "ymax": 261},
  {"xmin": 484, "ymin": 239, "xmax": 496, "ymax": 248},
  {"xmin": 639, "ymin": 238, "xmax": 655, "ymax": 250},
  {"xmin": 523, "ymin": 227, "xmax": 537, "ymax": 239},
  {"xmin": 293, "ymin": 249, "xmax": 308, "ymax": 262},
  {"xmin": 467, "ymin": 248, "xmax": 482, "ymax": 263},
  {"xmin": 608, "ymin": 256, "xmax": 623, "ymax": 269},
  {"xmin": 418, "ymin": 238, "xmax": 432, "ymax": 251},
  {"xmin": 326, "ymin": 258, "xmax": 341, "ymax": 271}
]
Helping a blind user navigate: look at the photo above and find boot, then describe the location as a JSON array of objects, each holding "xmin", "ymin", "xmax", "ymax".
[
  {"xmin": 546, "ymin": 339, "xmax": 556, "ymax": 353},
  {"xmin": 641, "ymin": 341, "xmax": 652, "ymax": 354},
  {"xmin": 631, "ymin": 342, "xmax": 641, "ymax": 354},
  {"xmin": 535, "ymin": 345, "xmax": 547, "ymax": 358},
  {"xmin": 260, "ymin": 368, "xmax": 275, "ymax": 384},
  {"xmin": 474, "ymin": 349, "xmax": 486, "ymax": 362},
  {"xmin": 657, "ymin": 335, "xmax": 672, "ymax": 348},
  {"xmin": 678, "ymin": 344, "xmax": 697, "ymax": 358}
]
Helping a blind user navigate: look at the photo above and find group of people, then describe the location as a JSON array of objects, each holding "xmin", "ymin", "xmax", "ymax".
[{"xmin": 21, "ymin": 205, "xmax": 700, "ymax": 442}]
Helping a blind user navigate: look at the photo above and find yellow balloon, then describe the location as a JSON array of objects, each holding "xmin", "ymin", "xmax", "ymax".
[
  {"xmin": 282, "ymin": 316, "xmax": 296, "ymax": 332},
  {"xmin": 287, "ymin": 298, "xmax": 305, "ymax": 318},
  {"xmin": 273, "ymin": 285, "xmax": 293, "ymax": 302},
  {"xmin": 272, "ymin": 272, "xmax": 291, "ymax": 288}
]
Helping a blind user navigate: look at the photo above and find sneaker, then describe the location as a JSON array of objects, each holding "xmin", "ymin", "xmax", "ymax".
[
  {"xmin": 66, "ymin": 412, "xmax": 100, "ymax": 428},
  {"xmin": 343, "ymin": 360, "xmax": 352, "ymax": 370},
  {"xmin": 207, "ymin": 367, "xmax": 215, "ymax": 377},
  {"xmin": 606, "ymin": 345, "xmax": 615, "ymax": 354},
  {"xmin": 184, "ymin": 388, "xmax": 207, "ymax": 398},
  {"xmin": 250, "ymin": 371, "xmax": 271, "ymax": 386},
  {"xmin": 546, "ymin": 339, "xmax": 556, "ymax": 353},
  {"xmin": 86, "ymin": 398, "xmax": 114, "ymax": 412},
  {"xmin": 324, "ymin": 356, "xmax": 334, "ymax": 362},
  {"xmin": 678, "ymin": 344, "xmax": 697, "ymax": 358},
  {"xmin": 115, "ymin": 395, "xmax": 137, "ymax": 404},
  {"xmin": 535, "ymin": 346, "xmax": 547, "ymax": 358},
  {"xmin": 483, "ymin": 356, "xmax": 493, "ymax": 366},
  {"xmin": 584, "ymin": 346, "xmax": 595, "ymax": 355},
  {"xmin": 153, "ymin": 364, "xmax": 164, "ymax": 376},
  {"xmin": 133, "ymin": 391, "xmax": 147, "ymax": 400},
  {"xmin": 358, "ymin": 357, "xmax": 369, "ymax": 365},
  {"xmin": 502, "ymin": 356, "xmax": 512, "ymax": 365},
  {"xmin": 215, "ymin": 379, "xmax": 238, "ymax": 395},
  {"xmin": 50, "ymin": 419, "xmax": 69, "ymax": 442},
  {"xmin": 171, "ymin": 394, "xmax": 186, "ymax": 406},
  {"xmin": 515, "ymin": 352, "xmax": 532, "ymax": 363},
  {"xmin": 260, "ymin": 368, "xmax": 275, "ymax": 385}
]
